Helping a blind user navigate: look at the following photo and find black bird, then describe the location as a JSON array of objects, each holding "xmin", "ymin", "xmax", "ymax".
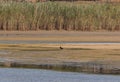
[{"xmin": 60, "ymin": 46, "xmax": 63, "ymax": 50}]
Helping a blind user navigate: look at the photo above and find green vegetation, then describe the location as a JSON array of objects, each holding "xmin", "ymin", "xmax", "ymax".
[{"xmin": 0, "ymin": 1, "xmax": 120, "ymax": 31}]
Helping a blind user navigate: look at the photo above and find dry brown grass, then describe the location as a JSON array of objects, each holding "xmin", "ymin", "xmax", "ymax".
[{"xmin": 0, "ymin": 2, "xmax": 120, "ymax": 31}]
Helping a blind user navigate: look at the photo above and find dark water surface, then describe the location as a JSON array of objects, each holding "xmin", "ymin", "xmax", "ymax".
[{"xmin": 0, "ymin": 68, "xmax": 119, "ymax": 82}]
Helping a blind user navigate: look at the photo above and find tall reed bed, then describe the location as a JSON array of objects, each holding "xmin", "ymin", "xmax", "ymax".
[{"xmin": 0, "ymin": 1, "xmax": 120, "ymax": 31}]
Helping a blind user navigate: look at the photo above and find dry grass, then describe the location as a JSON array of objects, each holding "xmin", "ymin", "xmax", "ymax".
[{"xmin": 0, "ymin": 2, "xmax": 120, "ymax": 31}]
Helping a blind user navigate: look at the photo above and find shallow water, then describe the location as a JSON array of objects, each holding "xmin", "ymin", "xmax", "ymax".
[
  {"xmin": 0, "ymin": 68, "xmax": 119, "ymax": 82},
  {"xmin": 0, "ymin": 40, "xmax": 120, "ymax": 44}
]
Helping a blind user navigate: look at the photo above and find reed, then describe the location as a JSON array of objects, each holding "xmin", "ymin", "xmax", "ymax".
[{"xmin": 0, "ymin": 1, "xmax": 120, "ymax": 31}]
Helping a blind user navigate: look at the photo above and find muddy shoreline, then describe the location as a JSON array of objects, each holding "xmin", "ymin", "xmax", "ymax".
[{"xmin": 0, "ymin": 61, "xmax": 120, "ymax": 75}]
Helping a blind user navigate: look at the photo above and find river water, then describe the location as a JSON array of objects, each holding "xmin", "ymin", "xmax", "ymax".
[{"xmin": 0, "ymin": 68, "xmax": 119, "ymax": 82}]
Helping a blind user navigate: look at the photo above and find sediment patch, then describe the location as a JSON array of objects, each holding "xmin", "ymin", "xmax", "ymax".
[{"xmin": 0, "ymin": 61, "xmax": 120, "ymax": 74}]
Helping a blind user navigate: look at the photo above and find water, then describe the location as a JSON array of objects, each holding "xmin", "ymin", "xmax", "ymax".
[
  {"xmin": 0, "ymin": 68, "xmax": 119, "ymax": 82},
  {"xmin": 0, "ymin": 40, "xmax": 120, "ymax": 44}
]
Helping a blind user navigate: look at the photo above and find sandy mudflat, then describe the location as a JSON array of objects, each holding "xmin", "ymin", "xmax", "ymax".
[
  {"xmin": 0, "ymin": 31, "xmax": 120, "ymax": 74},
  {"xmin": 0, "ymin": 31, "xmax": 120, "ymax": 63}
]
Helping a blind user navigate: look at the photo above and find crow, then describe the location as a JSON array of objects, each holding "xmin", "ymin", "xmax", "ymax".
[{"xmin": 60, "ymin": 46, "xmax": 63, "ymax": 50}]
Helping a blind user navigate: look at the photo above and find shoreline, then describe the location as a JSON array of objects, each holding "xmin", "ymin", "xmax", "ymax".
[{"xmin": 0, "ymin": 61, "xmax": 120, "ymax": 75}]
